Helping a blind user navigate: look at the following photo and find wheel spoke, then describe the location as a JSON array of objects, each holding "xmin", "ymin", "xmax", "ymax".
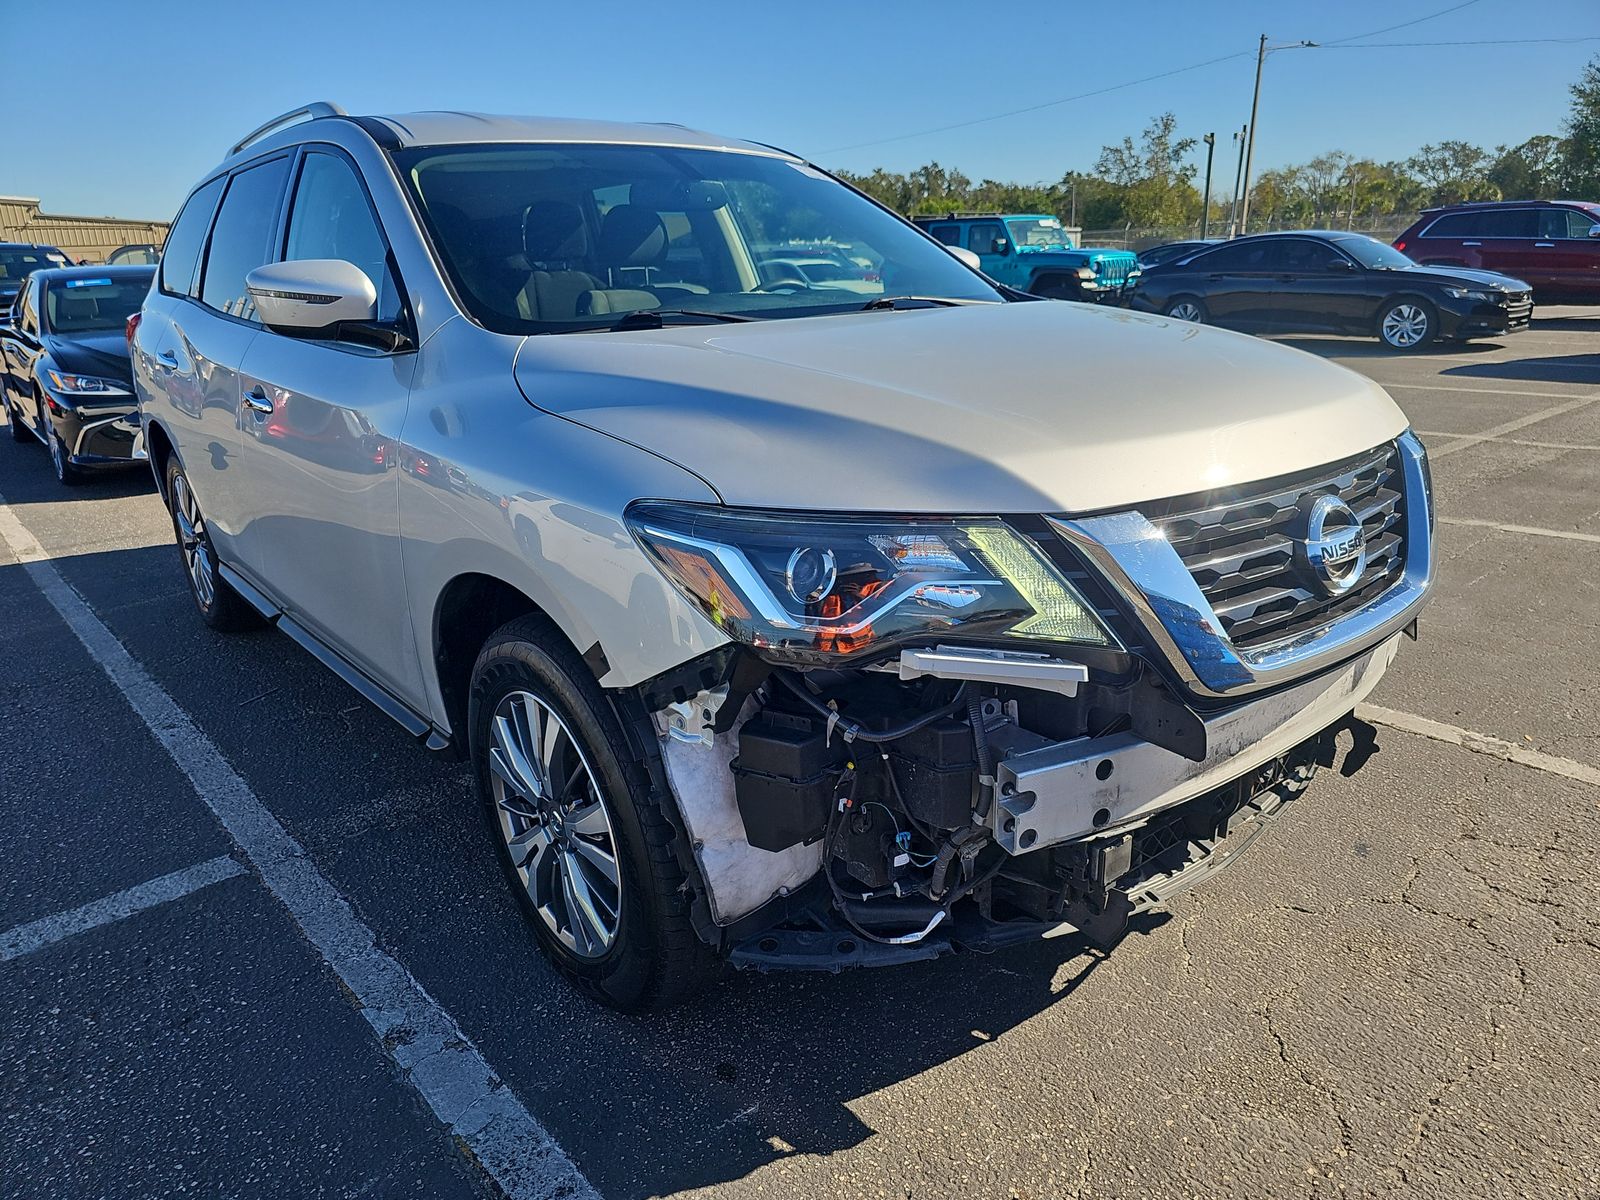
[
  {"xmin": 562, "ymin": 850, "xmax": 610, "ymax": 951},
  {"xmin": 569, "ymin": 833, "xmax": 619, "ymax": 887},
  {"xmin": 508, "ymin": 824, "xmax": 552, "ymax": 873},
  {"xmin": 493, "ymin": 713, "xmax": 544, "ymax": 800},
  {"xmin": 567, "ymin": 798, "xmax": 609, "ymax": 836},
  {"xmin": 558, "ymin": 855, "xmax": 594, "ymax": 955},
  {"xmin": 511, "ymin": 698, "xmax": 551, "ymax": 797}
]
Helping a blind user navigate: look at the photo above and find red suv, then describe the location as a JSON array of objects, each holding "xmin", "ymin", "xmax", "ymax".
[{"xmin": 1395, "ymin": 201, "xmax": 1600, "ymax": 304}]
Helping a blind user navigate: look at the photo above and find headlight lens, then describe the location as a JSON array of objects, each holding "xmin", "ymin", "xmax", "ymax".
[
  {"xmin": 45, "ymin": 370, "xmax": 129, "ymax": 396},
  {"xmin": 626, "ymin": 502, "xmax": 1114, "ymax": 663},
  {"xmin": 1075, "ymin": 266, "xmax": 1097, "ymax": 281},
  {"xmin": 1441, "ymin": 286, "xmax": 1492, "ymax": 304}
]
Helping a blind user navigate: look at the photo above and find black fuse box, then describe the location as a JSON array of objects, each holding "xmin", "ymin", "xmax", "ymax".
[
  {"xmin": 732, "ymin": 710, "xmax": 848, "ymax": 851},
  {"xmin": 886, "ymin": 716, "xmax": 978, "ymax": 830}
]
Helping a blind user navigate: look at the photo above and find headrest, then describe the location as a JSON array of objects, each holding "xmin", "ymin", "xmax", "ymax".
[
  {"xmin": 59, "ymin": 297, "xmax": 98, "ymax": 321},
  {"xmin": 597, "ymin": 205, "xmax": 667, "ymax": 269},
  {"xmin": 523, "ymin": 200, "xmax": 590, "ymax": 263}
]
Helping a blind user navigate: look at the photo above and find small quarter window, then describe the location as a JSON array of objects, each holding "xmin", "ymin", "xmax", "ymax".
[
  {"xmin": 200, "ymin": 157, "xmax": 292, "ymax": 321},
  {"xmin": 160, "ymin": 176, "xmax": 225, "ymax": 297}
]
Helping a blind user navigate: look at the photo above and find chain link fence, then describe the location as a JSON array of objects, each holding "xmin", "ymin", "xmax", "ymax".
[{"xmin": 1082, "ymin": 215, "xmax": 1415, "ymax": 251}]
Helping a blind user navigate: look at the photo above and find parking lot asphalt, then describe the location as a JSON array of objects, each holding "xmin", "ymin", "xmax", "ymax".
[{"xmin": 2, "ymin": 310, "xmax": 1598, "ymax": 1200}]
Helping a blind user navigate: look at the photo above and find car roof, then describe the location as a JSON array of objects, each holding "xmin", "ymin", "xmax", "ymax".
[
  {"xmin": 218, "ymin": 107, "xmax": 798, "ymax": 173},
  {"xmin": 0, "ymin": 242, "xmax": 64, "ymax": 252},
  {"xmin": 1420, "ymin": 199, "xmax": 1600, "ymax": 213}
]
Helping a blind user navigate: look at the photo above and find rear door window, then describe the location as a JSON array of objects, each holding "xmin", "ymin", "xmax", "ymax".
[
  {"xmin": 926, "ymin": 224, "xmax": 962, "ymax": 246},
  {"xmin": 160, "ymin": 176, "xmax": 225, "ymax": 297},
  {"xmin": 199, "ymin": 156, "xmax": 292, "ymax": 320},
  {"xmin": 282, "ymin": 151, "xmax": 403, "ymax": 322},
  {"xmin": 1476, "ymin": 209, "xmax": 1538, "ymax": 238},
  {"xmin": 1541, "ymin": 208, "xmax": 1600, "ymax": 239},
  {"xmin": 1192, "ymin": 241, "xmax": 1282, "ymax": 271}
]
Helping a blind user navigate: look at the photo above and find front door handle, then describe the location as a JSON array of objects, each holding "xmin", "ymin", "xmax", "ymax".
[
  {"xmin": 242, "ymin": 387, "xmax": 274, "ymax": 415},
  {"xmin": 1535, "ymin": 242, "xmax": 1556, "ymax": 248},
  {"xmin": 1461, "ymin": 241, "xmax": 1482, "ymax": 247}
]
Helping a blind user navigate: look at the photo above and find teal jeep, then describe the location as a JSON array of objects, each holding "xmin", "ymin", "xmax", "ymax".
[{"xmin": 912, "ymin": 213, "xmax": 1140, "ymax": 303}]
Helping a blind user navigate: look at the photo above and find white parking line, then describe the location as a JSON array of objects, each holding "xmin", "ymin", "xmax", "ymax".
[
  {"xmin": 1359, "ymin": 704, "xmax": 1600, "ymax": 789},
  {"xmin": 1427, "ymin": 396, "xmax": 1600, "ymax": 459},
  {"xmin": 0, "ymin": 497, "xmax": 598, "ymax": 1200},
  {"xmin": 1, "ymin": 855, "xmax": 244, "ymax": 963},
  {"xmin": 1415, "ymin": 432, "xmax": 1600, "ymax": 453},
  {"xmin": 1438, "ymin": 517, "xmax": 1600, "ymax": 545},
  {"xmin": 1382, "ymin": 382, "xmax": 1597, "ymax": 400}
]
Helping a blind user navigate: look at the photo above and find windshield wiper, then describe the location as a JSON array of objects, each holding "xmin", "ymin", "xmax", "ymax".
[
  {"xmin": 858, "ymin": 295, "xmax": 983, "ymax": 311},
  {"xmin": 608, "ymin": 308, "xmax": 757, "ymax": 330}
]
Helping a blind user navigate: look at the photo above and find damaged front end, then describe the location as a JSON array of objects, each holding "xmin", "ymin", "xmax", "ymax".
[{"xmin": 614, "ymin": 442, "xmax": 1430, "ymax": 972}]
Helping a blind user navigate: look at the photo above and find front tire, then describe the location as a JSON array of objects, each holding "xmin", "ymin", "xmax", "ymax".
[
  {"xmin": 469, "ymin": 616, "xmax": 717, "ymax": 1010},
  {"xmin": 1030, "ymin": 274, "xmax": 1083, "ymax": 301},
  {"xmin": 164, "ymin": 458, "xmax": 261, "ymax": 630},
  {"xmin": 42, "ymin": 410, "xmax": 84, "ymax": 486},
  {"xmin": 1377, "ymin": 298, "xmax": 1436, "ymax": 351},
  {"xmin": 1164, "ymin": 296, "xmax": 1207, "ymax": 323},
  {"xmin": 5, "ymin": 393, "xmax": 29, "ymax": 443}
]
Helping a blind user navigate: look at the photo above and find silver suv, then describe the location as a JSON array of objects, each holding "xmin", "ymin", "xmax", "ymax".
[{"xmin": 134, "ymin": 103, "xmax": 1435, "ymax": 1009}]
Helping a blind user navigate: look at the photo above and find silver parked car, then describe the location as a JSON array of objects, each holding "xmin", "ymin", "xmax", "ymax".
[{"xmin": 134, "ymin": 103, "xmax": 1435, "ymax": 1009}]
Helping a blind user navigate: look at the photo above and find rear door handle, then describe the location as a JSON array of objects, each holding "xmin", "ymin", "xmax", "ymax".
[
  {"xmin": 1461, "ymin": 241, "xmax": 1482, "ymax": 247},
  {"xmin": 1535, "ymin": 242, "xmax": 1556, "ymax": 248},
  {"xmin": 242, "ymin": 387, "xmax": 274, "ymax": 415}
]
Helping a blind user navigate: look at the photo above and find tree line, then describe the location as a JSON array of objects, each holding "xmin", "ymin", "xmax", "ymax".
[{"xmin": 836, "ymin": 56, "xmax": 1600, "ymax": 234}]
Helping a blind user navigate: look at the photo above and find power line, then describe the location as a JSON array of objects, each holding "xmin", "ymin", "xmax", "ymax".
[
  {"xmin": 1320, "ymin": 0, "xmax": 1483, "ymax": 45},
  {"xmin": 1324, "ymin": 35, "xmax": 1600, "ymax": 48},
  {"xmin": 814, "ymin": 0, "xmax": 1533, "ymax": 157},
  {"xmin": 815, "ymin": 50, "xmax": 1252, "ymax": 155}
]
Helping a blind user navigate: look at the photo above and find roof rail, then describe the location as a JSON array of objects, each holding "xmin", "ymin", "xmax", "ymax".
[{"xmin": 228, "ymin": 101, "xmax": 347, "ymax": 158}]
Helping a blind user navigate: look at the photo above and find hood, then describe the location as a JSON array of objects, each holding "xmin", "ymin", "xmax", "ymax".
[
  {"xmin": 1389, "ymin": 264, "xmax": 1530, "ymax": 291},
  {"xmin": 44, "ymin": 331, "xmax": 135, "ymax": 388},
  {"xmin": 512, "ymin": 301, "xmax": 1409, "ymax": 514}
]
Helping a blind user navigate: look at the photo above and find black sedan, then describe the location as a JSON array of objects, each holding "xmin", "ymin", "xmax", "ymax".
[
  {"xmin": 0, "ymin": 242, "xmax": 71, "ymax": 313},
  {"xmin": 1, "ymin": 264, "xmax": 154, "ymax": 484},
  {"xmin": 1129, "ymin": 231, "xmax": 1532, "ymax": 351}
]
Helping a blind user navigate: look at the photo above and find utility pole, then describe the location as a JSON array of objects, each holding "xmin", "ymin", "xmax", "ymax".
[
  {"xmin": 1238, "ymin": 34, "xmax": 1268, "ymax": 235},
  {"xmin": 1200, "ymin": 132, "xmax": 1216, "ymax": 240},
  {"xmin": 1237, "ymin": 36, "xmax": 1317, "ymax": 235},
  {"xmin": 1227, "ymin": 125, "xmax": 1247, "ymax": 237}
]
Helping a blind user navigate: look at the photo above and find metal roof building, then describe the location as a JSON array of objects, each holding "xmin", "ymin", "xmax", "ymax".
[{"xmin": 0, "ymin": 195, "xmax": 170, "ymax": 263}]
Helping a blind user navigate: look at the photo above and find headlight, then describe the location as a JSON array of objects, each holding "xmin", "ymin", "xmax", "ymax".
[
  {"xmin": 45, "ymin": 370, "xmax": 130, "ymax": 396},
  {"xmin": 1075, "ymin": 266, "xmax": 1097, "ymax": 281},
  {"xmin": 1441, "ymin": 287, "xmax": 1492, "ymax": 304},
  {"xmin": 626, "ymin": 502, "xmax": 1114, "ymax": 663}
]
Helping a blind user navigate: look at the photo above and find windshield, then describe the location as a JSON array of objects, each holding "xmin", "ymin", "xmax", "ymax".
[
  {"xmin": 1336, "ymin": 235, "xmax": 1414, "ymax": 270},
  {"xmin": 395, "ymin": 143, "xmax": 999, "ymax": 332},
  {"xmin": 0, "ymin": 247, "xmax": 67, "ymax": 281},
  {"xmin": 43, "ymin": 274, "xmax": 152, "ymax": 334},
  {"xmin": 1007, "ymin": 219, "xmax": 1075, "ymax": 249}
]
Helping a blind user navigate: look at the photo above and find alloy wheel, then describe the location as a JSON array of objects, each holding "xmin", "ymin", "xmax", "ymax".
[
  {"xmin": 1381, "ymin": 304, "xmax": 1429, "ymax": 348},
  {"xmin": 1168, "ymin": 301, "xmax": 1203, "ymax": 322},
  {"xmin": 171, "ymin": 473, "xmax": 216, "ymax": 609},
  {"xmin": 489, "ymin": 689, "xmax": 622, "ymax": 958}
]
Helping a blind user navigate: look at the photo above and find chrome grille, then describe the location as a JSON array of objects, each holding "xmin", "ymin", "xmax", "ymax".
[{"xmin": 1149, "ymin": 444, "xmax": 1407, "ymax": 649}]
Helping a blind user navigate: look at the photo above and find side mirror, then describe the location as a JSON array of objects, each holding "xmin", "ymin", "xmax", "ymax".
[
  {"xmin": 1588, "ymin": 226, "xmax": 1600, "ymax": 238},
  {"xmin": 246, "ymin": 259, "xmax": 377, "ymax": 336},
  {"xmin": 991, "ymin": 237, "xmax": 1010, "ymax": 255},
  {"xmin": 1328, "ymin": 258, "xmax": 1357, "ymax": 271},
  {"xmin": 947, "ymin": 246, "xmax": 982, "ymax": 271}
]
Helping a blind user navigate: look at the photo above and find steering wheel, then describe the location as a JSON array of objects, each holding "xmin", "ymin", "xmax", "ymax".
[{"xmin": 751, "ymin": 276, "xmax": 811, "ymax": 294}]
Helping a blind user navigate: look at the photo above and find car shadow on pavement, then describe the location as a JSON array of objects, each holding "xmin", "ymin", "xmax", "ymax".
[
  {"xmin": 1269, "ymin": 336, "xmax": 1505, "ymax": 360},
  {"xmin": 1440, "ymin": 352, "xmax": 1600, "ymax": 384}
]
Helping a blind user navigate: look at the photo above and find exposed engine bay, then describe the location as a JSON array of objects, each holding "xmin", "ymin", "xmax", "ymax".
[{"xmin": 639, "ymin": 639, "xmax": 1392, "ymax": 970}]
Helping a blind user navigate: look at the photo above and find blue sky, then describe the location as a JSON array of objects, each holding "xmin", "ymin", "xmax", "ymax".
[{"xmin": 8, "ymin": 0, "xmax": 1598, "ymax": 222}]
